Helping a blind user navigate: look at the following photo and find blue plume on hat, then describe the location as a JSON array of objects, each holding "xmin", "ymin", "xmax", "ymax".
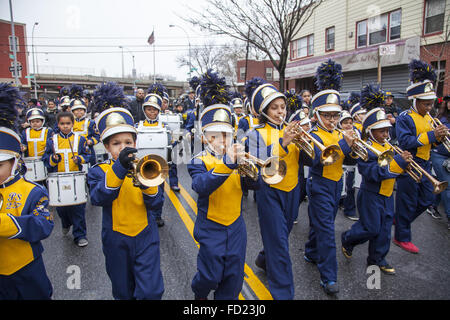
[
  {"xmin": 147, "ymin": 83, "xmax": 167, "ymax": 97},
  {"xmin": 244, "ymin": 77, "xmax": 266, "ymax": 100},
  {"xmin": 199, "ymin": 69, "xmax": 230, "ymax": 107},
  {"xmin": 69, "ymin": 84, "xmax": 84, "ymax": 99},
  {"xmin": 93, "ymin": 82, "xmax": 127, "ymax": 113},
  {"xmin": 348, "ymin": 91, "xmax": 360, "ymax": 105},
  {"xmin": 189, "ymin": 76, "xmax": 201, "ymax": 91},
  {"xmin": 360, "ymin": 84, "xmax": 385, "ymax": 111},
  {"xmin": 315, "ymin": 59, "xmax": 343, "ymax": 91},
  {"xmin": 284, "ymin": 91, "xmax": 303, "ymax": 111},
  {"xmin": 0, "ymin": 83, "xmax": 21, "ymax": 129},
  {"xmin": 59, "ymin": 86, "xmax": 70, "ymax": 97},
  {"xmin": 408, "ymin": 59, "xmax": 437, "ymax": 83}
]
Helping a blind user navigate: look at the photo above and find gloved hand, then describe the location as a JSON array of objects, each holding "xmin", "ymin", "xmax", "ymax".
[
  {"xmin": 118, "ymin": 147, "xmax": 137, "ymax": 170},
  {"xmin": 52, "ymin": 153, "xmax": 62, "ymax": 163}
]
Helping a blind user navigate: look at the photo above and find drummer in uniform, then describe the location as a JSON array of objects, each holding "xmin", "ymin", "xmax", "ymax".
[
  {"xmin": 71, "ymin": 98, "xmax": 100, "ymax": 166},
  {"xmin": 21, "ymin": 108, "xmax": 53, "ymax": 159},
  {"xmin": 42, "ymin": 112, "xmax": 91, "ymax": 247}
]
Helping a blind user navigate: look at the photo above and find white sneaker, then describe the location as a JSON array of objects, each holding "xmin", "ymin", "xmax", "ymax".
[{"xmin": 77, "ymin": 238, "xmax": 89, "ymax": 247}]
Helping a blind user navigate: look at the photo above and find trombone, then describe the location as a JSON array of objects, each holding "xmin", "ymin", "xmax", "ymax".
[
  {"xmin": 427, "ymin": 112, "xmax": 450, "ymax": 153},
  {"xmin": 260, "ymin": 112, "xmax": 341, "ymax": 166},
  {"xmin": 127, "ymin": 154, "xmax": 169, "ymax": 188},
  {"xmin": 238, "ymin": 152, "xmax": 286, "ymax": 185},
  {"xmin": 384, "ymin": 140, "xmax": 448, "ymax": 194},
  {"xmin": 335, "ymin": 128, "xmax": 394, "ymax": 167}
]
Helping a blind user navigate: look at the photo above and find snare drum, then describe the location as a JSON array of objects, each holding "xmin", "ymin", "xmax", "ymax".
[
  {"xmin": 354, "ymin": 166, "xmax": 362, "ymax": 189},
  {"xmin": 24, "ymin": 157, "xmax": 47, "ymax": 182},
  {"xmin": 93, "ymin": 142, "xmax": 109, "ymax": 162},
  {"xmin": 159, "ymin": 114, "xmax": 182, "ymax": 132},
  {"xmin": 136, "ymin": 127, "xmax": 170, "ymax": 161},
  {"xmin": 47, "ymin": 172, "xmax": 87, "ymax": 206}
]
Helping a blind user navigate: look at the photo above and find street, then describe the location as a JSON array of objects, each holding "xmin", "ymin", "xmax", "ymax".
[{"xmin": 42, "ymin": 163, "xmax": 450, "ymax": 300}]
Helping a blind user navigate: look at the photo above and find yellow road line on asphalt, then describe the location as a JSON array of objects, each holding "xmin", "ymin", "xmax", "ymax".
[{"xmin": 176, "ymin": 183, "xmax": 273, "ymax": 300}]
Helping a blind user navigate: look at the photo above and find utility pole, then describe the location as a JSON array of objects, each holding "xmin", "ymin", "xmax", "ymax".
[{"xmin": 9, "ymin": 0, "xmax": 19, "ymax": 86}]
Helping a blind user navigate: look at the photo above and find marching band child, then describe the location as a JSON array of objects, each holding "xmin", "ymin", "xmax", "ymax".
[
  {"xmin": 87, "ymin": 82, "xmax": 164, "ymax": 300},
  {"xmin": 245, "ymin": 77, "xmax": 301, "ymax": 300},
  {"xmin": 21, "ymin": 108, "xmax": 53, "ymax": 159},
  {"xmin": 341, "ymin": 84, "xmax": 412, "ymax": 275},
  {"xmin": 303, "ymin": 60, "xmax": 355, "ymax": 295},
  {"xmin": 188, "ymin": 70, "xmax": 259, "ymax": 300},
  {"xmin": 0, "ymin": 83, "xmax": 54, "ymax": 299},
  {"xmin": 42, "ymin": 111, "xmax": 90, "ymax": 247}
]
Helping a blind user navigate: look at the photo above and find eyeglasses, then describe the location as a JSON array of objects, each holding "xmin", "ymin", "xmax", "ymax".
[{"xmin": 319, "ymin": 112, "xmax": 341, "ymax": 120}]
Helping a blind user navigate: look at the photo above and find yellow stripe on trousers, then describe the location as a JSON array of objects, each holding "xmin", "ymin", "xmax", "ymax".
[{"xmin": 165, "ymin": 182, "xmax": 273, "ymax": 300}]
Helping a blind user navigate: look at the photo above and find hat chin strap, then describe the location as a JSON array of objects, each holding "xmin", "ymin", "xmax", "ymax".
[
  {"xmin": 314, "ymin": 111, "xmax": 333, "ymax": 132},
  {"xmin": 2, "ymin": 156, "xmax": 20, "ymax": 185}
]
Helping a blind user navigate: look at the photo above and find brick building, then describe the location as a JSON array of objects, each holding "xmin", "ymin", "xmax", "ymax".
[
  {"xmin": 0, "ymin": 19, "xmax": 30, "ymax": 87},
  {"xmin": 235, "ymin": 59, "xmax": 280, "ymax": 94}
]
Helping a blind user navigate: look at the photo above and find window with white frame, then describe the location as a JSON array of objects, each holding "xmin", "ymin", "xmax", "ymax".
[
  {"xmin": 240, "ymin": 67, "xmax": 246, "ymax": 81},
  {"xmin": 326, "ymin": 26, "xmax": 335, "ymax": 51},
  {"xmin": 357, "ymin": 20, "xmax": 367, "ymax": 47},
  {"xmin": 424, "ymin": 0, "xmax": 446, "ymax": 35},
  {"xmin": 389, "ymin": 9, "xmax": 402, "ymax": 40},
  {"xmin": 368, "ymin": 13, "xmax": 388, "ymax": 45},
  {"xmin": 266, "ymin": 67, "xmax": 273, "ymax": 81},
  {"xmin": 291, "ymin": 34, "xmax": 314, "ymax": 59}
]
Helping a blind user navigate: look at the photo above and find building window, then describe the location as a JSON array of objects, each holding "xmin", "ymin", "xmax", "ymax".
[
  {"xmin": 389, "ymin": 9, "xmax": 402, "ymax": 40},
  {"xmin": 424, "ymin": 0, "xmax": 446, "ymax": 35},
  {"xmin": 266, "ymin": 67, "xmax": 273, "ymax": 81},
  {"xmin": 326, "ymin": 27, "xmax": 335, "ymax": 51},
  {"xmin": 239, "ymin": 67, "xmax": 246, "ymax": 81},
  {"xmin": 368, "ymin": 13, "xmax": 388, "ymax": 45},
  {"xmin": 431, "ymin": 60, "xmax": 446, "ymax": 97},
  {"xmin": 357, "ymin": 20, "xmax": 367, "ymax": 47},
  {"xmin": 8, "ymin": 35, "xmax": 19, "ymax": 52},
  {"xmin": 291, "ymin": 34, "xmax": 314, "ymax": 59}
]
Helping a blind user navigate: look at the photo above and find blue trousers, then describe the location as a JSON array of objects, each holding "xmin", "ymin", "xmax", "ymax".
[
  {"xmin": 0, "ymin": 256, "xmax": 52, "ymax": 300},
  {"xmin": 255, "ymin": 183, "xmax": 300, "ymax": 300},
  {"xmin": 169, "ymin": 163, "xmax": 178, "ymax": 187},
  {"xmin": 305, "ymin": 175, "xmax": 342, "ymax": 284},
  {"xmin": 102, "ymin": 222, "xmax": 164, "ymax": 300},
  {"xmin": 395, "ymin": 161, "xmax": 434, "ymax": 242},
  {"xmin": 342, "ymin": 190, "xmax": 394, "ymax": 266},
  {"xmin": 342, "ymin": 169, "xmax": 356, "ymax": 217},
  {"xmin": 56, "ymin": 203, "xmax": 87, "ymax": 242},
  {"xmin": 431, "ymin": 152, "xmax": 450, "ymax": 219},
  {"xmin": 149, "ymin": 185, "xmax": 165, "ymax": 219},
  {"xmin": 192, "ymin": 214, "xmax": 247, "ymax": 300}
]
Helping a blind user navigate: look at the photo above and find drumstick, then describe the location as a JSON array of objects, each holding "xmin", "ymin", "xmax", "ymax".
[{"xmin": 67, "ymin": 133, "xmax": 76, "ymax": 162}]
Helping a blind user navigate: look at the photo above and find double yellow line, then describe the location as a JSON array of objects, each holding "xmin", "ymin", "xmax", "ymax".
[{"xmin": 163, "ymin": 182, "xmax": 273, "ymax": 300}]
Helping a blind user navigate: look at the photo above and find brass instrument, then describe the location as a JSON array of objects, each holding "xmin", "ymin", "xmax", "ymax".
[
  {"xmin": 127, "ymin": 154, "xmax": 169, "ymax": 188},
  {"xmin": 427, "ymin": 112, "xmax": 450, "ymax": 153},
  {"xmin": 260, "ymin": 112, "xmax": 341, "ymax": 166},
  {"xmin": 238, "ymin": 153, "xmax": 287, "ymax": 185},
  {"xmin": 335, "ymin": 129, "xmax": 394, "ymax": 167},
  {"xmin": 384, "ymin": 140, "xmax": 448, "ymax": 194}
]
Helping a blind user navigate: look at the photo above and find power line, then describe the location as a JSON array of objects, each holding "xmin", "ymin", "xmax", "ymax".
[{"xmin": 0, "ymin": 43, "xmax": 231, "ymax": 48}]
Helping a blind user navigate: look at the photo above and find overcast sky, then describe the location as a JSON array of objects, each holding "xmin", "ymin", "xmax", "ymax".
[{"xmin": 0, "ymin": 0, "xmax": 230, "ymax": 81}]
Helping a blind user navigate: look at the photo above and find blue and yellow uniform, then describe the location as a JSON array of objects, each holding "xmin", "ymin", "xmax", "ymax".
[
  {"xmin": 73, "ymin": 116, "xmax": 100, "ymax": 166},
  {"xmin": 87, "ymin": 159, "xmax": 164, "ymax": 299},
  {"xmin": 188, "ymin": 148, "xmax": 259, "ymax": 299},
  {"xmin": 0, "ymin": 174, "xmax": 54, "ymax": 299},
  {"xmin": 42, "ymin": 131, "xmax": 90, "ymax": 244},
  {"xmin": 21, "ymin": 127, "xmax": 53, "ymax": 158},
  {"xmin": 342, "ymin": 138, "xmax": 408, "ymax": 267},
  {"xmin": 394, "ymin": 108, "xmax": 437, "ymax": 242},
  {"xmin": 237, "ymin": 114, "xmax": 259, "ymax": 141},
  {"xmin": 246, "ymin": 121, "xmax": 302, "ymax": 299},
  {"xmin": 304, "ymin": 125, "xmax": 352, "ymax": 285}
]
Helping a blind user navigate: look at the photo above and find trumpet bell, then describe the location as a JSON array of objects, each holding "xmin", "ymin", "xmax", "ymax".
[
  {"xmin": 135, "ymin": 154, "xmax": 169, "ymax": 187},
  {"xmin": 261, "ymin": 157, "xmax": 287, "ymax": 185},
  {"xmin": 321, "ymin": 145, "xmax": 341, "ymax": 166},
  {"xmin": 377, "ymin": 150, "xmax": 394, "ymax": 167},
  {"xmin": 434, "ymin": 180, "xmax": 448, "ymax": 195}
]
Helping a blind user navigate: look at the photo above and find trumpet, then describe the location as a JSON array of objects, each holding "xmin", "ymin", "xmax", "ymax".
[
  {"xmin": 238, "ymin": 153, "xmax": 287, "ymax": 185},
  {"xmin": 260, "ymin": 112, "xmax": 341, "ymax": 166},
  {"xmin": 127, "ymin": 154, "xmax": 169, "ymax": 188},
  {"xmin": 384, "ymin": 140, "xmax": 448, "ymax": 194},
  {"xmin": 427, "ymin": 112, "xmax": 450, "ymax": 153},
  {"xmin": 335, "ymin": 129, "xmax": 394, "ymax": 167}
]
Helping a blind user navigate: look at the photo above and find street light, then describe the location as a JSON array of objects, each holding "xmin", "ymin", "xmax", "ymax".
[
  {"xmin": 122, "ymin": 46, "xmax": 137, "ymax": 91},
  {"xmin": 32, "ymin": 22, "xmax": 39, "ymax": 99},
  {"xmin": 169, "ymin": 24, "xmax": 192, "ymax": 79},
  {"xmin": 119, "ymin": 46, "xmax": 124, "ymax": 79}
]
